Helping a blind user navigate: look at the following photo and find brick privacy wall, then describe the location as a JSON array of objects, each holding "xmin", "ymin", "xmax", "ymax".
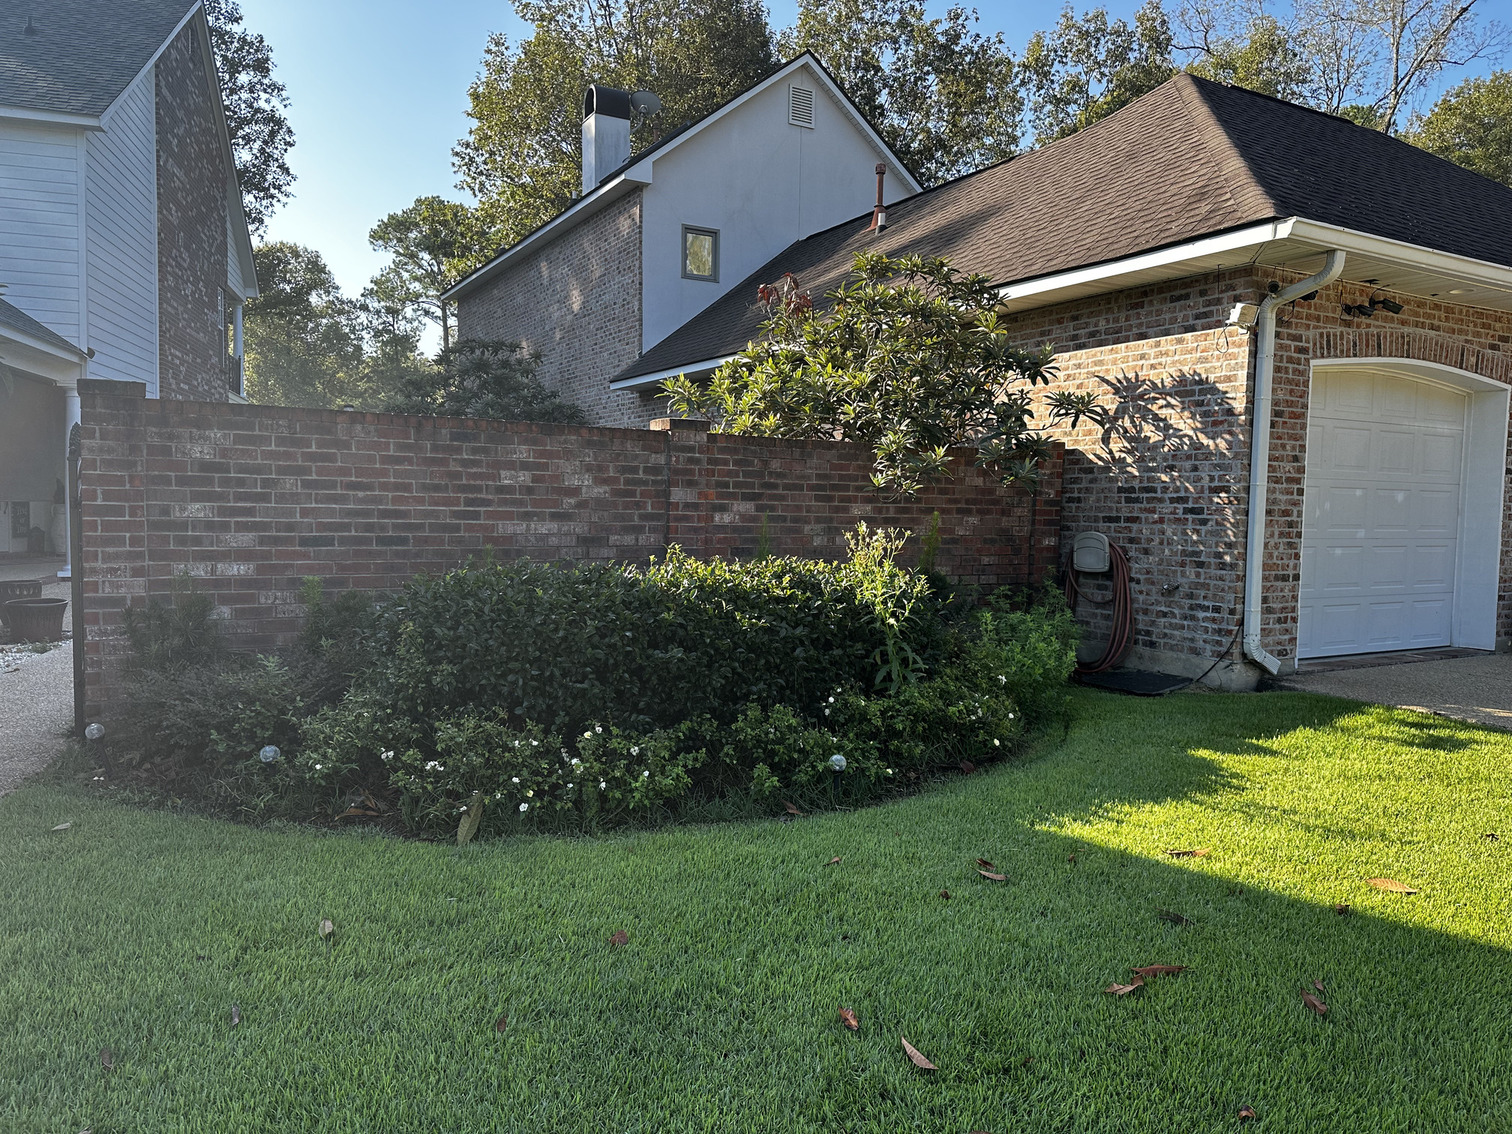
[
  {"xmin": 455, "ymin": 192, "xmax": 666, "ymax": 428},
  {"xmin": 1007, "ymin": 267, "xmax": 1512, "ymax": 679},
  {"xmin": 155, "ymin": 22, "xmax": 230, "ymax": 402},
  {"xmin": 76, "ymin": 381, "xmax": 1062, "ymax": 717},
  {"xmin": 1262, "ymin": 270, "xmax": 1512, "ymax": 659}
]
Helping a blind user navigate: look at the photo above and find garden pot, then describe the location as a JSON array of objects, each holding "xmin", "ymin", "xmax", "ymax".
[
  {"xmin": 3, "ymin": 597, "xmax": 67, "ymax": 643},
  {"xmin": 0, "ymin": 581, "xmax": 44, "ymax": 631}
]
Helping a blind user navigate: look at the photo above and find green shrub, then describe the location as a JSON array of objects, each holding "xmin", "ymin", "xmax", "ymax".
[{"xmin": 976, "ymin": 584, "xmax": 1079, "ymax": 729}]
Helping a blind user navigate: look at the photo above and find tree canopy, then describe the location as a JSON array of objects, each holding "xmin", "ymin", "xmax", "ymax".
[
  {"xmin": 383, "ymin": 339, "xmax": 586, "ymax": 423},
  {"xmin": 368, "ymin": 197, "xmax": 493, "ymax": 351},
  {"xmin": 664, "ymin": 252, "xmax": 1103, "ymax": 497},
  {"xmin": 1408, "ymin": 69, "xmax": 1512, "ymax": 185},
  {"xmin": 203, "ymin": 0, "xmax": 294, "ymax": 235},
  {"xmin": 779, "ymin": 0, "xmax": 1020, "ymax": 183},
  {"xmin": 454, "ymin": 0, "xmax": 776, "ymax": 245}
]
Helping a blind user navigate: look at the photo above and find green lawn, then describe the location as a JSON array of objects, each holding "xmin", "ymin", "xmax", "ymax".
[{"xmin": 2, "ymin": 690, "xmax": 1510, "ymax": 1133}]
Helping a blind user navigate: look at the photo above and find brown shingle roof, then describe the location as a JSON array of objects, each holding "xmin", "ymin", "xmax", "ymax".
[{"xmin": 617, "ymin": 73, "xmax": 1512, "ymax": 384}]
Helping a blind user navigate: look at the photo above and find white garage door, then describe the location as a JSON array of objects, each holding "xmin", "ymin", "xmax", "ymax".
[{"xmin": 1296, "ymin": 369, "xmax": 1467, "ymax": 659}]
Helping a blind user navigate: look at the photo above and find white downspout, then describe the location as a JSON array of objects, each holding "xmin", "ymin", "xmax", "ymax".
[{"xmin": 1242, "ymin": 250, "xmax": 1346, "ymax": 673}]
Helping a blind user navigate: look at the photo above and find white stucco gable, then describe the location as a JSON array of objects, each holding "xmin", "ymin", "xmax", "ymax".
[
  {"xmin": 636, "ymin": 56, "xmax": 916, "ymax": 351},
  {"xmin": 445, "ymin": 53, "xmax": 920, "ymax": 359}
]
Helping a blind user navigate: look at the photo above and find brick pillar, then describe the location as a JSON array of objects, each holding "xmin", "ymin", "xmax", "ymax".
[{"xmin": 77, "ymin": 379, "xmax": 149, "ymax": 720}]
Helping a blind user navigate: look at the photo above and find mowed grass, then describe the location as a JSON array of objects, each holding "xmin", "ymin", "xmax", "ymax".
[{"xmin": 2, "ymin": 690, "xmax": 1510, "ymax": 1133}]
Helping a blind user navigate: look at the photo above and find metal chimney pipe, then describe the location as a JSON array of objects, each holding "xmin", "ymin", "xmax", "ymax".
[{"xmin": 869, "ymin": 163, "xmax": 888, "ymax": 230}]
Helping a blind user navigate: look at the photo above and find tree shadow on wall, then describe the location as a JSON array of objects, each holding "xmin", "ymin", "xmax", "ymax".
[{"xmin": 1062, "ymin": 367, "xmax": 1248, "ymax": 663}]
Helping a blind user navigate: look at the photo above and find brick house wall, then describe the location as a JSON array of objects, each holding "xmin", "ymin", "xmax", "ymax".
[
  {"xmin": 455, "ymin": 192, "xmax": 665, "ymax": 428},
  {"xmin": 76, "ymin": 380, "xmax": 1061, "ymax": 717},
  {"xmin": 155, "ymin": 22, "xmax": 230, "ymax": 402},
  {"xmin": 1008, "ymin": 267, "xmax": 1512, "ymax": 685}
]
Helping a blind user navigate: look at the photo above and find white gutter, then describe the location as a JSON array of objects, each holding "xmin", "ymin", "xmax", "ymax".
[
  {"xmin": 1241, "ymin": 249, "xmax": 1345, "ymax": 674},
  {"xmin": 610, "ymin": 355, "xmax": 736, "ymax": 390}
]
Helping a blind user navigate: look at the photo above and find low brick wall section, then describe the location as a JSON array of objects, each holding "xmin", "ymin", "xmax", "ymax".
[{"xmin": 77, "ymin": 380, "xmax": 1063, "ymax": 716}]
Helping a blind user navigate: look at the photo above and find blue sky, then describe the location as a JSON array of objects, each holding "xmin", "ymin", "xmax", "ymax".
[{"xmin": 250, "ymin": 0, "xmax": 1507, "ymax": 308}]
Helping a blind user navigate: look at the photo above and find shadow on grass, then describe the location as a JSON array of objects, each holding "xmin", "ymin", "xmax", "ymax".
[{"xmin": 0, "ymin": 689, "xmax": 1509, "ymax": 1133}]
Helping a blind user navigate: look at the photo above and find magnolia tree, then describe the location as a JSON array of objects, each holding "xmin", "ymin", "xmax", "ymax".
[{"xmin": 663, "ymin": 251, "xmax": 1104, "ymax": 497}]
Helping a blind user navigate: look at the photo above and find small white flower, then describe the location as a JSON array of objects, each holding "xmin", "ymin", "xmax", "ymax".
[
  {"xmin": 425, "ymin": 760, "xmax": 441, "ymax": 771},
  {"xmin": 824, "ymin": 709, "xmax": 830, "ymax": 716},
  {"xmin": 599, "ymin": 781, "xmax": 607, "ymax": 790},
  {"xmin": 519, "ymin": 802, "xmax": 529, "ymax": 812},
  {"xmin": 993, "ymin": 738, "xmax": 1001, "ymax": 747},
  {"xmin": 828, "ymin": 696, "xmax": 835, "ymax": 703},
  {"xmin": 998, "ymin": 675, "xmax": 1006, "ymax": 684},
  {"xmin": 1008, "ymin": 713, "xmax": 1015, "ymax": 719},
  {"xmin": 459, "ymin": 805, "xmax": 467, "ymax": 812},
  {"xmin": 567, "ymin": 782, "xmax": 574, "ymax": 789},
  {"xmin": 380, "ymin": 749, "xmax": 394, "ymax": 761},
  {"xmin": 525, "ymin": 789, "xmax": 533, "ymax": 797},
  {"xmin": 630, "ymin": 746, "xmax": 640, "ymax": 756},
  {"xmin": 513, "ymin": 740, "xmax": 521, "ymax": 748},
  {"xmin": 530, "ymin": 739, "xmax": 538, "ymax": 747},
  {"xmin": 571, "ymin": 758, "xmax": 581, "ymax": 767},
  {"xmin": 886, "ymin": 768, "xmax": 894, "ymax": 775},
  {"xmin": 594, "ymin": 725, "xmax": 602, "ymax": 734},
  {"xmin": 511, "ymin": 777, "xmax": 520, "ymax": 784},
  {"xmin": 494, "ymin": 792, "xmax": 502, "ymax": 800},
  {"xmin": 314, "ymin": 763, "xmax": 323, "ymax": 771},
  {"xmin": 584, "ymin": 731, "xmax": 593, "ymax": 739}
]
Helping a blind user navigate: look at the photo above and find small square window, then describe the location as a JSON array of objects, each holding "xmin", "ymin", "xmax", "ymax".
[{"xmin": 682, "ymin": 226, "xmax": 718, "ymax": 282}]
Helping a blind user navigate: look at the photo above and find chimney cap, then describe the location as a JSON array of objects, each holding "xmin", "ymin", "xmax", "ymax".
[{"xmin": 584, "ymin": 85, "xmax": 633, "ymax": 122}]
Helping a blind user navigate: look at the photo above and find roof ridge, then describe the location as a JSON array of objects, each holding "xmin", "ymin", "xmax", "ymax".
[{"xmin": 1170, "ymin": 72, "xmax": 1283, "ymax": 221}]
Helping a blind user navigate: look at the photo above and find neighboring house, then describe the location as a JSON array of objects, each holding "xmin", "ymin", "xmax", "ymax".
[
  {"xmin": 445, "ymin": 54, "xmax": 922, "ymax": 427},
  {"xmin": 591, "ymin": 74, "xmax": 1512, "ymax": 686},
  {"xmin": 0, "ymin": 0, "xmax": 257, "ymax": 567}
]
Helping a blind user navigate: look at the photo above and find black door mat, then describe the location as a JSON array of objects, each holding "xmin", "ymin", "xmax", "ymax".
[{"xmin": 1076, "ymin": 669, "xmax": 1193, "ymax": 696}]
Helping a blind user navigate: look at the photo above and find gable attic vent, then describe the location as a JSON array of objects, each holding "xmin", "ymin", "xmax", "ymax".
[{"xmin": 788, "ymin": 85, "xmax": 815, "ymax": 128}]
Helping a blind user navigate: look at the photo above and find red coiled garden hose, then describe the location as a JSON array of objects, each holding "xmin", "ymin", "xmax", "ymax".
[{"xmin": 1062, "ymin": 540, "xmax": 1133, "ymax": 675}]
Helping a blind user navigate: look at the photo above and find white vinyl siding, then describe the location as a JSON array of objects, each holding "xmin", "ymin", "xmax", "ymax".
[
  {"xmin": 86, "ymin": 67, "xmax": 160, "ymax": 393},
  {"xmin": 225, "ymin": 208, "xmax": 245, "ymax": 300},
  {"xmin": 0, "ymin": 120, "xmax": 83, "ymax": 346}
]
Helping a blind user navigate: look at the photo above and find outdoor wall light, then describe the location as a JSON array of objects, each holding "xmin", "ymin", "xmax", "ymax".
[{"xmin": 1375, "ymin": 297, "xmax": 1405, "ymax": 314}]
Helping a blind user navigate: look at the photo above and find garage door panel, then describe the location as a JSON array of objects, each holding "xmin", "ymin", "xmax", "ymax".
[{"xmin": 1297, "ymin": 370, "xmax": 1465, "ymax": 659}]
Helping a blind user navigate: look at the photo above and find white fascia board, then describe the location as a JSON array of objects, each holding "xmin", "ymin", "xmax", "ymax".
[
  {"xmin": 443, "ymin": 173, "xmax": 647, "ymax": 300},
  {"xmin": 609, "ymin": 355, "xmax": 734, "ymax": 390},
  {"xmin": 0, "ymin": 332, "xmax": 89, "ymax": 383},
  {"xmin": 0, "ymin": 105, "xmax": 101, "ymax": 130},
  {"xmin": 995, "ymin": 220, "xmax": 1293, "ymax": 305},
  {"xmin": 1285, "ymin": 218, "xmax": 1512, "ymax": 296}
]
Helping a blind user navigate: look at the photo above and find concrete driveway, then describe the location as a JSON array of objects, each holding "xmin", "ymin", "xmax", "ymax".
[{"xmin": 1275, "ymin": 652, "xmax": 1512, "ymax": 730}]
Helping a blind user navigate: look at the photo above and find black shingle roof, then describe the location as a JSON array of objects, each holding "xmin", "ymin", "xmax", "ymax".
[
  {"xmin": 617, "ymin": 73, "xmax": 1512, "ymax": 384},
  {"xmin": 0, "ymin": 0, "xmax": 194, "ymax": 117}
]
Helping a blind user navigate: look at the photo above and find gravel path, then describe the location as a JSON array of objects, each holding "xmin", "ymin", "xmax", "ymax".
[{"xmin": 0, "ymin": 578, "xmax": 76, "ymax": 797}]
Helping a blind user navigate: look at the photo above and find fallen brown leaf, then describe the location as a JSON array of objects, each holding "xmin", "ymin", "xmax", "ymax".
[
  {"xmin": 1484, "ymin": 832, "xmax": 1499, "ymax": 841},
  {"xmin": 1068, "ymin": 853, "xmax": 1076, "ymax": 865},
  {"xmin": 609, "ymin": 930, "xmax": 629, "ymax": 947},
  {"xmin": 494, "ymin": 1013, "xmax": 508, "ymax": 1034},
  {"xmin": 959, "ymin": 760, "xmax": 976, "ymax": 775},
  {"xmin": 99, "ymin": 1047, "xmax": 113, "ymax": 1071},
  {"xmin": 975, "ymin": 858, "xmax": 995, "ymax": 869},
  {"xmin": 1156, "ymin": 909, "xmax": 1192, "ymax": 926},
  {"xmin": 230, "ymin": 1005, "xmax": 240, "ymax": 1028},
  {"xmin": 1301, "ymin": 991, "xmax": 1328, "ymax": 1016},
  {"xmin": 1164, "ymin": 846, "xmax": 1210, "ymax": 858},
  {"xmin": 839, "ymin": 1007, "xmax": 859, "ymax": 1031},
  {"xmin": 939, "ymin": 889, "xmax": 950, "ymax": 899},
  {"xmin": 51, "ymin": 822, "xmax": 71, "ymax": 832},
  {"xmin": 1131, "ymin": 964, "xmax": 1186, "ymax": 979},
  {"xmin": 1104, "ymin": 978, "xmax": 1144, "ymax": 996},
  {"xmin": 783, "ymin": 800, "xmax": 803, "ymax": 816},
  {"xmin": 1367, "ymin": 877, "xmax": 1418, "ymax": 893},
  {"xmin": 318, "ymin": 918, "xmax": 335, "ymax": 941},
  {"xmin": 1238, "ymin": 1104, "xmax": 1257, "ymax": 1120},
  {"xmin": 1312, "ymin": 979, "xmax": 1326, "ymax": 994},
  {"xmin": 977, "ymin": 870, "xmax": 1007, "ymax": 882},
  {"xmin": 900, "ymin": 1036, "xmax": 936, "ymax": 1070},
  {"xmin": 825, "ymin": 856, "xmax": 841, "ymax": 866},
  {"xmin": 1335, "ymin": 903, "xmax": 1352, "ymax": 916}
]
